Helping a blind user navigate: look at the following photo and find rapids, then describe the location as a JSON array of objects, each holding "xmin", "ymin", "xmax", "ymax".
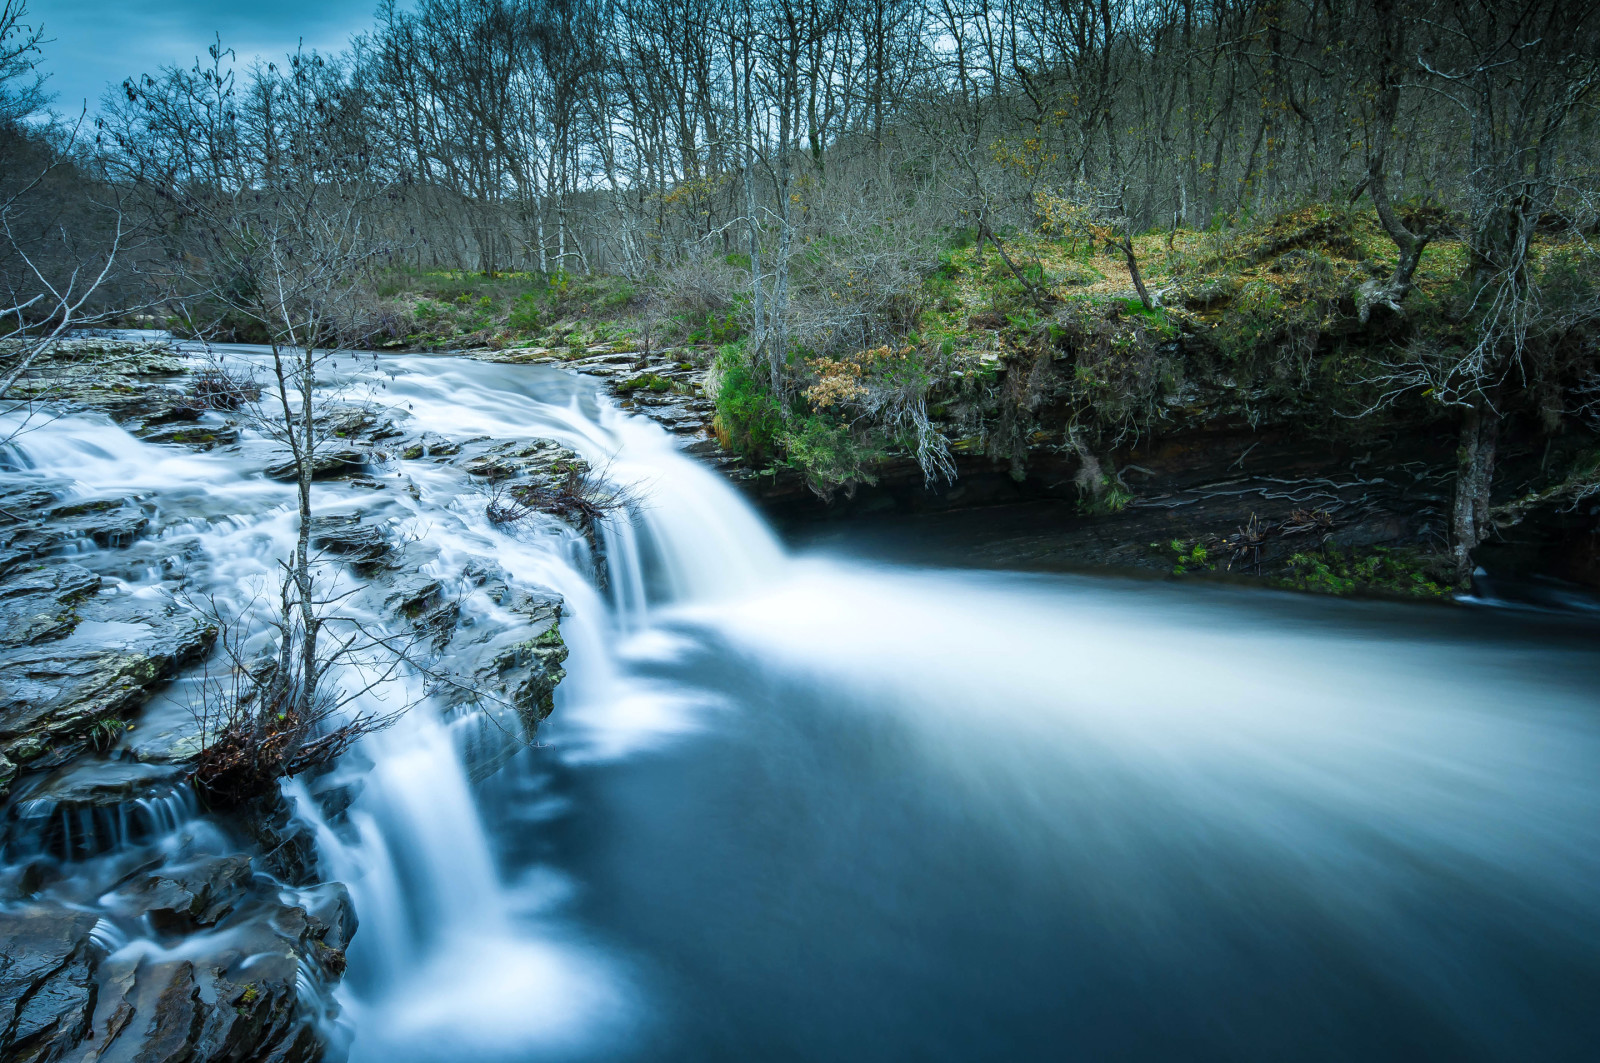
[{"xmin": 4, "ymin": 349, "xmax": 1599, "ymax": 1061}]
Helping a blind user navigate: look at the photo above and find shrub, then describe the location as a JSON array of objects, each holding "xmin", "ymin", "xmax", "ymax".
[
  {"xmin": 508, "ymin": 293, "xmax": 546, "ymax": 331},
  {"xmin": 711, "ymin": 344, "xmax": 785, "ymax": 460},
  {"xmin": 782, "ymin": 415, "xmax": 883, "ymax": 498}
]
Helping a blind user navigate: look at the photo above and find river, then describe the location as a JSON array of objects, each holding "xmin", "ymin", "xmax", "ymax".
[{"xmin": 5, "ymin": 351, "xmax": 1600, "ymax": 1061}]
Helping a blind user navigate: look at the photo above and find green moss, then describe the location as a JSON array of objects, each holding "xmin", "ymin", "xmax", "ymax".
[{"xmin": 616, "ymin": 372, "xmax": 673, "ymax": 394}]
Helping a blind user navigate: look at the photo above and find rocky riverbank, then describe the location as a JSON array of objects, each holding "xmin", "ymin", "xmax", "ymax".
[
  {"xmin": 458, "ymin": 336, "xmax": 1598, "ymax": 601},
  {"xmin": 0, "ymin": 339, "xmax": 588, "ymax": 1061}
]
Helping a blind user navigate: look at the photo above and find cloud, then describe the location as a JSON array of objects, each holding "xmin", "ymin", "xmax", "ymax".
[{"xmin": 27, "ymin": 0, "xmax": 380, "ymax": 113}]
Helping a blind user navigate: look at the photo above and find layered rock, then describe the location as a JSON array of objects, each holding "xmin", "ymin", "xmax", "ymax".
[
  {"xmin": 0, "ymin": 338, "xmax": 592, "ymax": 1063},
  {"xmin": 0, "ymin": 564, "xmax": 215, "ymax": 798}
]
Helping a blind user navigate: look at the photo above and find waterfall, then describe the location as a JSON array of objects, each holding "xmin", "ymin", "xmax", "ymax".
[
  {"xmin": 8, "ymin": 350, "xmax": 1599, "ymax": 1062},
  {"xmin": 1, "ymin": 351, "xmax": 787, "ymax": 1060},
  {"xmin": 270, "ymin": 356, "xmax": 791, "ymax": 1058}
]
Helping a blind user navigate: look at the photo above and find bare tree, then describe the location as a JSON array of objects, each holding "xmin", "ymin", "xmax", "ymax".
[
  {"xmin": 1414, "ymin": 0, "xmax": 1599, "ymax": 583},
  {"xmin": 0, "ymin": 2, "xmax": 133, "ymax": 419},
  {"xmin": 115, "ymin": 40, "xmax": 409, "ymax": 784}
]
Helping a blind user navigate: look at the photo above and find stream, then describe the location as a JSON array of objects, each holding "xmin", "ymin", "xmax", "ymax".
[{"xmin": 5, "ymin": 351, "xmax": 1600, "ymax": 1061}]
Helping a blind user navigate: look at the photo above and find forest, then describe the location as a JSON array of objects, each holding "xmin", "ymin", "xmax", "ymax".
[{"xmin": 5, "ymin": 0, "xmax": 1600, "ymax": 588}]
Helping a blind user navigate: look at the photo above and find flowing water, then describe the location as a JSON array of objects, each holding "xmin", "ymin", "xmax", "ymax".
[{"xmin": 5, "ymin": 351, "xmax": 1600, "ymax": 1061}]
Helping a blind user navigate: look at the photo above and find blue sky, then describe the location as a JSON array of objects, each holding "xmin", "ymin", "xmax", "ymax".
[{"xmin": 28, "ymin": 0, "xmax": 380, "ymax": 115}]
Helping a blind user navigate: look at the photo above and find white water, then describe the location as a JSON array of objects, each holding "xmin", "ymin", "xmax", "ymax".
[
  {"xmin": 264, "ymin": 356, "xmax": 791, "ymax": 1057},
  {"xmin": 5, "ymin": 351, "xmax": 1599, "ymax": 1061},
  {"xmin": 0, "ymin": 351, "xmax": 784, "ymax": 1055}
]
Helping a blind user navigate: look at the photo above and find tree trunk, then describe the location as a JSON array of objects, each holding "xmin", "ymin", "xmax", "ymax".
[
  {"xmin": 740, "ymin": 31, "xmax": 764, "ymax": 370},
  {"xmin": 1450, "ymin": 400, "xmax": 1500, "ymax": 588},
  {"xmin": 1114, "ymin": 235, "xmax": 1153, "ymax": 310},
  {"xmin": 293, "ymin": 343, "xmax": 320, "ymax": 725}
]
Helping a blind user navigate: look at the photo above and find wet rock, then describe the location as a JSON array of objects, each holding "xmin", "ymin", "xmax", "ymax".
[
  {"xmin": 2, "ymin": 758, "xmax": 194, "ymax": 859},
  {"xmin": 477, "ymin": 347, "xmax": 718, "ymax": 445},
  {"xmin": 418, "ymin": 431, "xmax": 460, "ymax": 458},
  {"xmin": 0, "ymin": 485, "xmax": 62, "ymax": 517},
  {"xmin": 122, "ymin": 854, "xmax": 253, "ymax": 933},
  {"xmin": 384, "ymin": 574, "xmax": 459, "ymax": 646},
  {"xmin": 463, "ymin": 563, "xmax": 562, "ymax": 621},
  {"xmin": 0, "ymin": 518, "xmax": 67, "ymax": 578},
  {"xmin": 114, "ymin": 690, "xmax": 207, "ymax": 766},
  {"xmin": 135, "ymin": 402, "xmax": 204, "ymax": 429},
  {"xmin": 0, "ymin": 563, "xmax": 101, "ymax": 647},
  {"xmin": 0, "ymin": 597, "xmax": 216, "ymax": 794},
  {"xmin": 479, "ymin": 619, "xmax": 568, "ymax": 731},
  {"xmin": 135, "ymin": 422, "xmax": 240, "ymax": 451},
  {"xmin": 461, "ymin": 438, "xmax": 583, "ymax": 482},
  {"xmin": 0, "ymin": 340, "xmax": 194, "ymax": 422},
  {"xmin": 299, "ymin": 881, "xmax": 357, "ymax": 952},
  {"xmin": 0, "ymin": 904, "xmax": 99, "ymax": 1061},
  {"xmin": 400, "ymin": 429, "xmax": 464, "ymax": 457},
  {"xmin": 39, "ymin": 497, "xmax": 149, "ymax": 550},
  {"xmin": 320, "ymin": 402, "xmax": 406, "ymax": 446},
  {"xmin": 506, "ymin": 588, "xmax": 562, "ymax": 624},
  {"xmin": 307, "ymin": 514, "xmax": 392, "ymax": 573},
  {"xmin": 83, "ymin": 878, "xmax": 347, "ymax": 1063},
  {"xmin": 264, "ymin": 447, "xmax": 368, "ymax": 481}
]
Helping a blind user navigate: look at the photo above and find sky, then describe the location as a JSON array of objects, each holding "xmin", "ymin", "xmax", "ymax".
[{"xmin": 27, "ymin": 0, "xmax": 380, "ymax": 116}]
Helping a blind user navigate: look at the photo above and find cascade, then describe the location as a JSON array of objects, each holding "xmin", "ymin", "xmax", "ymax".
[{"xmin": 3, "ymin": 350, "xmax": 1599, "ymax": 1062}]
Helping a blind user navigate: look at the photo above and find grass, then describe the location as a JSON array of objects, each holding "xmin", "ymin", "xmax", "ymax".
[
  {"xmin": 384, "ymin": 267, "xmax": 637, "ymax": 349},
  {"xmin": 375, "ymin": 200, "xmax": 1597, "ymax": 518}
]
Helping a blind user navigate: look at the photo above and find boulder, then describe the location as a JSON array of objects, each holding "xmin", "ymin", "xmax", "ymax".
[
  {"xmin": 398, "ymin": 430, "xmax": 461, "ymax": 460},
  {"xmin": 307, "ymin": 514, "xmax": 392, "ymax": 573},
  {"xmin": 479, "ymin": 619, "xmax": 568, "ymax": 731},
  {"xmin": 0, "ymin": 596, "xmax": 216, "ymax": 794},
  {"xmin": 319, "ymin": 402, "xmax": 405, "ymax": 445},
  {"xmin": 0, "ymin": 904, "xmax": 99, "ymax": 1061},
  {"xmin": 135, "ymin": 423, "xmax": 240, "ymax": 450},
  {"xmin": 384, "ymin": 574, "xmax": 459, "ymax": 646},
  {"xmin": 122, "ymin": 854, "xmax": 254, "ymax": 933},
  {"xmin": 264, "ymin": 447, "xmax": 367, "ymax": 481},
  {"xmin": 460, "ymin": 438, "xmax": 583, "ymax": 482}
]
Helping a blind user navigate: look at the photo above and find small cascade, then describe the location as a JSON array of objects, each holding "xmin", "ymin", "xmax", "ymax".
[{"xmin": 2, "ymin": 778, "xmax": 197, "ymax": 861}]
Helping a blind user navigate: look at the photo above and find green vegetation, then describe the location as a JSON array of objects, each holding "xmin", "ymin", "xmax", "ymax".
[
  {"xmin": 1167, "ymin": 540, "xmax": 1214, "ymax": 577},
  {"xmin": 711, "ymin": 343, "xmax": 785, "ymax": 461},
  {"xmin": 1280, "ymin": 548, "xmax": 1455, "ymax": 599},
  {"xmin": 615, "ymin": 372, "xmax": 673, "ymax": 394},
  {"xmin": 367, "ymin": 198, "xmax": 1600, "ymax": 526},
  {"xmin": 383, "ymin": 268, "xmax": 637, "ymax": 349}
]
